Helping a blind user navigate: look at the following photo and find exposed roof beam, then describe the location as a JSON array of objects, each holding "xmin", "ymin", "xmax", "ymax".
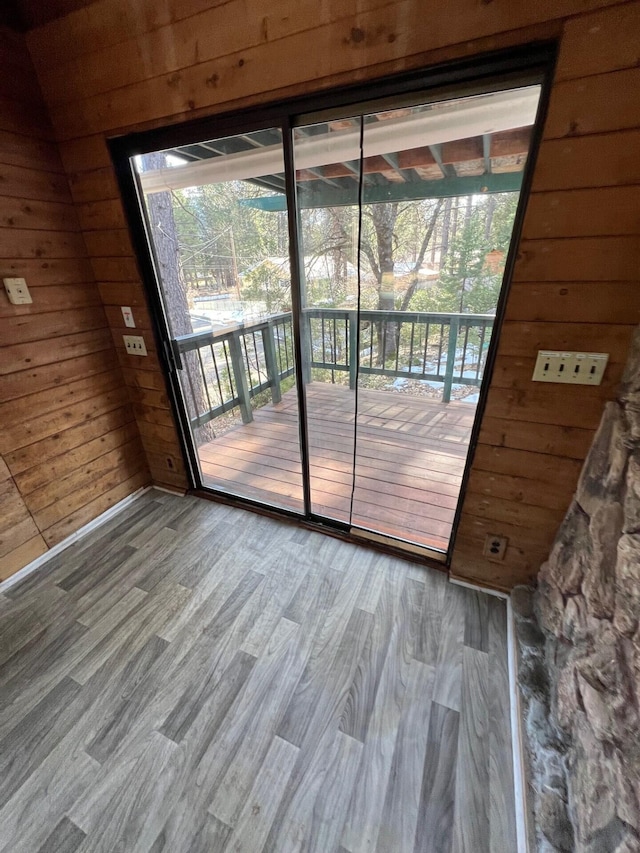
[
  {"xmin": 140, "ymin": 87, "xmax": 539, "ymax": 194},
  {"xmin": 428, "ymin": 144, "xmax": 455, "ymax": 179},
  {"xmin": 247, "ymin": 175, "xmax": 287, "ymax": 193},
  {"xmin": 482, "ymin": 134, "xmax": 492, "ymax": 175},
  {"xmin": 491, "ymin": 126, "xmax": 532, "ymax": 157},
  {"xmin": 380, "ymin": 153, "xmax": 406, "ymax": 183},
  {"xmin": 297, "ymin": 166, "xmax": 343, "ymax": 189}
]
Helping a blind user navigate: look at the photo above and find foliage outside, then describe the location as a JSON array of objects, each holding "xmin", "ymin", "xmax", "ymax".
[
  {"xmin": 152, "ymin": 177, "xmax": 519, "ymax": 434},
  {"xmin": 171, "ymin": 183, "xmax": 517, "ymax": 318}
]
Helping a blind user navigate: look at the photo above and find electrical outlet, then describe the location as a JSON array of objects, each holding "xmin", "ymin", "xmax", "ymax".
[
  {"xmin": 532, "ymin": 350, "xmax": 608, "ymax": 385},
  {"xmin": 483, "ymin": 534, "xmax": 508, "ymax": 561},
  {"xmin": 3, "ymin": 277, "xmax": 32, "ymax": 305},
  {"xmin": 123, "ymin": 334, "xmax": 148, "ymax": 356}
]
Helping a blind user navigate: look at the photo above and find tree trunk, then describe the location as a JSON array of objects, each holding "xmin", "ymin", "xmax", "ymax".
[
  {"xmin": 439, "ymin": 197, "xmax": 453, "ymax": 270},
  {"xmin": 141, "ymin": 153, "xmax": 216, "ymax": 443},
  {"xmin": 484, "ymin": 195, "xmax": 497, "ymax": 242},
  {"xmin": 459, "ymin": 195, "xmax": 474, "ymax": 313},
  {"xmin": 399, "ymin": 199, "xmax": 444, "ymax": 312},
  {"xmin": 371, "ymin": 203, "xmax": 398, "ymax": 364}
]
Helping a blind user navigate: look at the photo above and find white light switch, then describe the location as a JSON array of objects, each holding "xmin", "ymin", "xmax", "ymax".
[
  {"xmin": 121, "ymin": 306, "xmax": 136, "ymax": 328},
  {"xmin": 3, "ymin": 277, "xmax": 32, "ymax": 305},
  {"xmin": 123, "ymin": 335, "xmax": 148, "ymax": 356},
  {"xmin": 532, "ymin": 350, "xmax": 608, "ymax": 385}
]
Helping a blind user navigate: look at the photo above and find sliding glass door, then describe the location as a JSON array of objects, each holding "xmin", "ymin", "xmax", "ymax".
[
  {"xmin": 135, "ymin": 128, "xmax": 305, "ymax": 513},
  {"xmin": 124, "ymin": 66, "xmax": 543, "ymax": 558}
]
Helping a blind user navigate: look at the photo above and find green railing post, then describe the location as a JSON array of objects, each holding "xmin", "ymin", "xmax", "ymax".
[
  {"xmin": 300, "ymin": 311, "xmax": 312, "ymax": 384},
  {"xmin": 263, "ymin": 321, "xmax": 282, "ymax": 405},
  {"xmin": 443, "ymin": 316, "xmax": 460, "ymax": 404},
  {"xmin": 229, "ymin": 330, "xmax": 253, "ymax": 424},
  {"xmin": 348, "ymin": 310, "xmax": 358, "ymax": 390}
]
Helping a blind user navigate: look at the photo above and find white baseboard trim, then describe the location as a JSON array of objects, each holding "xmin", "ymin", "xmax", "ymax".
[
  {"xmin": 507, "ymin": 595, "xmax": 530, "ymax": 853},
  {"xmin": 151, "ymin": 485, "xmax": 186, "ymax": 496},
  {"xmin": 0, "ymin": 486, "xmax": 150, "ymax": 595},
  {"xmin": 449, "ymin": 574, "xmax": 508, "ymax": 599}
]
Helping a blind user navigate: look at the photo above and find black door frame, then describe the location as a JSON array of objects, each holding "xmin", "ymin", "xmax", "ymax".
[{"xmin": 109, "ymin": 42, "xmax": 557, "ymax": 566}]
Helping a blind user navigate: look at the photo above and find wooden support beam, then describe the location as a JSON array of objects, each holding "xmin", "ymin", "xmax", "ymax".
[
  {"xmin": 441, "ymin": 136, "xmax": 483, "ymax": 163},
  {"xmin": 490, "ymin": 127, "xmax": 532, "ymax": 157}
]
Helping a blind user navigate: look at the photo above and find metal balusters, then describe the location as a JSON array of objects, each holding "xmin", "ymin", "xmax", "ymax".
[
  {"xmin": 442, "ymin": 316, "xmax": 460, "ymax": 404},
  {"xmin": 174, "ymin": 310, "xmax": 493, "ymax": 431},
  {"xmin": 263, "ymin": 321, "xmax": 282, "ymax": 405},
  {"xmin": 348, "ymin": 310, "xmax": 358, "ymax": 390}
]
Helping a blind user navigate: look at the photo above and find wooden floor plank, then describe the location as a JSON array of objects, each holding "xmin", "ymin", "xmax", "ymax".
[
  {"xmin": 452, "ymin": 647, "xmax": 490, "ymax": 853},
  {"xmin": 0, "ymin": 490, "xmax": 516, "ymax": 853},
  {"xmin": 0, "ymin": 676, "xmax": 83, "ymax": 803},
  {"xmin": 415, "ymin": 567, "xmax": 448, "ymax": 665},
  {"xmin": 339, "ymin": 563, "xmax": 404, "ymax": 744},
  {"xmin": 200, "ymin": 617, "xmax": 306, "ymax": 826},
  {"xmin": 340, "ymin": 613, "xmax": 411, "ymax": 852},
  {"xmin": 70, "ymin": 730, "xmax": 182, "ymax": 853},
  {"xmin": 414, "ymin": 702, "xmax": 460, "ymax": 853},
  {"xmin": 35, "ymin": 817, "xmax": 86, "ymax": 853},
  {"xmin": 0, "ymin": 586, "xmax": 148, "ymax": 741},
  {"xmin": 158, "ymin": 570, "xmax": 263, "ymax": 743},
  {"xmin": 277, "ymin": 567, "xmax": 371, "ymax": 748},
  {"xmin": 198, "ymin": 383, "xmax": 475, "ymax": 550},
  {"xmin": 269, "ymin": 729, "xmax": 363, "ymax": 853},
  {"xmin": 0, "ymin": 736, "xmax": 100, "ymax": 853},
  {"xmin": 431, "ymin": 583, "xmax": 467, "ymax": 711},
  {"xmin": 219, "ymin": 735, "xmax": 298, "ymax": 849},
  {"xmin": 375, "ymin": 660, "xmax": 435, "ymax": 853},
  {"xmin": 463, "ymin": 590, "xmax": 490, "ymax": 652}
]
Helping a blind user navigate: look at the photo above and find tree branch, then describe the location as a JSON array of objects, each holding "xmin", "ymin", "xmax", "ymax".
[
  {"xmin": 400, "ymin": 198, "xmax": 444, "ymax": 311},
  {"xmin": 360, "ymin": 238, "xmax": 381, "ymax": 283}
]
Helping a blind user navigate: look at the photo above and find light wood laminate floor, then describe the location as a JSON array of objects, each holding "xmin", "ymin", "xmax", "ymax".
[{"xmin": 0, "ymin": 490, "xmax": 516, "ymax": 853}]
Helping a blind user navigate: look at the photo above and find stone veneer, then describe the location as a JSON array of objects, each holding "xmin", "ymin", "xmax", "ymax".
[{"xmin": 514, "ymin": 328, "xmax": 640, "ymax": 853}]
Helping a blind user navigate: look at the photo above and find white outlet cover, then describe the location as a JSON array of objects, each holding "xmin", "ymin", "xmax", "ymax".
[
  {"xmin": 121, "ymin": 306, "xmax": 136, "ymax": 328},
  {"xmin": 532, "ymin": 350, "xmax": 608, "ymax": 385},
  {"xmin": 3, "ymin": 277, "xmax": 32, "ymax": 305},
  {"xmin": 123, "ymin": 334, "xmax": 148, "ymax": 356}
]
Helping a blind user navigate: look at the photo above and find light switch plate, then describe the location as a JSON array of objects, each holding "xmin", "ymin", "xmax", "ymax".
[
  {"xmin": 123, "ymin": 335, "xmax": 148, "ymax": 356},
  {"xmin": 532, "ymin": 350, "xmax": 609, "ymax": 385},
  {"xmin": 3, "ymin": 277, "xmax": 32, "ymax": 304},
  {"xmin": 121, "ymin": 306, "xmax": 136, "ymax": 328}
]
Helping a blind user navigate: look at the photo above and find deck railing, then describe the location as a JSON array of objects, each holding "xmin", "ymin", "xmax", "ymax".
[{"xmin": 174, "ymin": 308, "xmax": 493, "ymax": 428}]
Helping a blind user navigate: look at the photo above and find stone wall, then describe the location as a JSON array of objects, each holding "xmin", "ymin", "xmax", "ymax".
[{"xmin": 515, "ymin": 328, "xmax": 640, "ymax": 853}]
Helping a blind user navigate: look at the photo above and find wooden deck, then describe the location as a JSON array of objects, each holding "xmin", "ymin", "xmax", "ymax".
[{"xmin": 198, "ymin": 382, "xmax": 476, "ymax": 551}]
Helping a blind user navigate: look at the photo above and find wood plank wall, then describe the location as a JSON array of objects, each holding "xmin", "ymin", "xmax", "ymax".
[
  {"xmin": 0, "ymin": 27, "xmax": 149, "ymax": 581},
  {"xmin": 21, "ymin": 0, "xmax": 640, "ymax": 589}
]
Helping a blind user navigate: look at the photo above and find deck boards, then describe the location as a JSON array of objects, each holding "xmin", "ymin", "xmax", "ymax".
[
  {"xmin": 0, "ymin": 490, "xmax": 516, "ymax": 853},
  {"xmin": 199, "ymin": 383, "xmax": 476, "ymax": 551}
]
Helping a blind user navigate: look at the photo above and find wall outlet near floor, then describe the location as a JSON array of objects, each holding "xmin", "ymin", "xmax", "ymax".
[
  {"xmin": 483, "ymin": 534, "xmax": 508, "ymax": 561},
  {"xmin": 532, "ymin": 350, "xmax": 609, "ymax": 385},
  {"xmin": 3, "ymin": 276, "xmax": 32, "ymax": 304},
  {"xmin": 123, "ymin": 334, "xmax": 148, "ymax": 356}
]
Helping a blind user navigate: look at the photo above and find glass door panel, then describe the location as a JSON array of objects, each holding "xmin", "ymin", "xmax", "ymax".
[
  {"xmin": 349, "ymin": 87, "xmax": 541, "ymax": 551},
  {"xmin": 291, "ymin": 85, "xmax": 540, "ymax": 550},
  {"xmin": 293, "ymin": 120, "xmax": 363, "ymax": 523},
  {"xmin": 134, "ymin": 127, "xmax": 305, "ymax": 513}
]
